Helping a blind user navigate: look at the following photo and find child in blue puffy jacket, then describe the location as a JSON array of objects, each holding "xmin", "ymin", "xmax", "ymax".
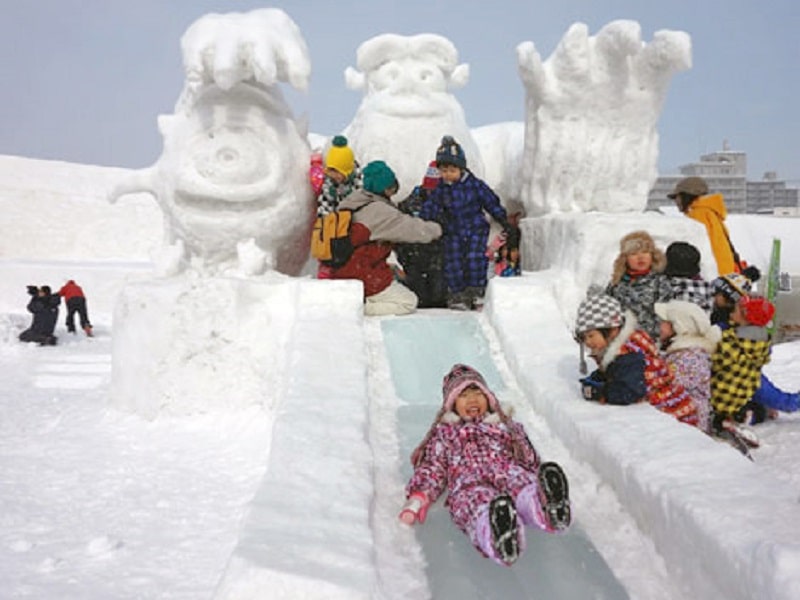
[{"xmin": 420, "ymin": 136, "xmax": 510, "ymax": 310}]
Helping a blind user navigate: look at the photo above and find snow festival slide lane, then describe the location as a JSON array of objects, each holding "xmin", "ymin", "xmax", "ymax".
[{"xmin": 381, "ymin": 313, "xmax": 628, "ymax": 599}]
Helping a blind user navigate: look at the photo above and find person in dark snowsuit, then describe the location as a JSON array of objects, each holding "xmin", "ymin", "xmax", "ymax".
[
  {"xmin": 58, "ymin": 279, "xmax": 93, "ymax": 336},
  {"xmin": 19, "ymin": 285, "xmax": 60, "ymax": 346},
  {"xmin": 419, "ymin": 136, "xmax": 510, "ymax": 310},
  {"xmin": 395, "ymin": 161, "xmax": 447, "ymax": 308}
]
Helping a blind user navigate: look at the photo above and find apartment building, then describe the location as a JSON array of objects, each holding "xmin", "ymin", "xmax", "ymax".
[{"xmin": 647, "ymin": 143, "xmax": 798, "ymax": 214}]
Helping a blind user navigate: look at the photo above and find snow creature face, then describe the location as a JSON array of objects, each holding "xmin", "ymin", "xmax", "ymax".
[
  {"xmin": 108, "ymin": 8, "xmax": 315, "ymax": 277},
  {"xmin": 344, "ymin": 34, "xmax": 484, "ymax": 198}
]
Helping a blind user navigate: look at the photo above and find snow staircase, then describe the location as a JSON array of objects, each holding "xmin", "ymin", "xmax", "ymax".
[{"xmin": 485, "ymin": 274, "xmax": 800, "ymax": 600}]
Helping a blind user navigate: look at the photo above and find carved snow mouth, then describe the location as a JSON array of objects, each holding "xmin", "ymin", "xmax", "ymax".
[
  {"xmin": 173, "ymin": 189, "xmax": 275, "ymax": 212},
  {"xmin": 368, "ymin": 93, "xmax": 450, "ymax": 119}
]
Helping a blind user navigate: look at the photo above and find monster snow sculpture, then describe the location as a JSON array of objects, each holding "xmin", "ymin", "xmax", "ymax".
[
  {"xmin": 109, "ymin": 9, "xmax": 315, "ymax": 277},
  {"xmin": 517, "ymin": 20, "xmax": 691, "ymax": 215},
  {"xmin": 343, "ymin": 34, "xmax": 485, "ymax": 197}
]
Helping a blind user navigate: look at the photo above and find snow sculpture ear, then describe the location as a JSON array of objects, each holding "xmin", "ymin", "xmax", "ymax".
[
  {"xmin": 345, "ymin": 66, "xmax": 365, "ymax": 91},
  {"xmin": 157, "ymin": 115, "xmax": 174, "ymax": 138},
  {"xmin": 449, "ymin": 63, "xmax": 469, "ymax": 89}
]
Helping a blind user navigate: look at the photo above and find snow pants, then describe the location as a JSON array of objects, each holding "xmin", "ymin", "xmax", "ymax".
[
  {"xmin": 65, "ymin": 297, "xmax": 91, "ymax": 332},
  {"xmin": 442, "ymin": 227, "xmax": 489, "ymax": 295}
]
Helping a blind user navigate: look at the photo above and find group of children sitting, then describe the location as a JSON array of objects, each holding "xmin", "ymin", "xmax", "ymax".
[
  {"xmin": 309, "ymin": 134, "xmax": 520, "ymax": 314},
  {"xmin": 574, "ymin": 230, "xmax": 798, "ymax": 449}
]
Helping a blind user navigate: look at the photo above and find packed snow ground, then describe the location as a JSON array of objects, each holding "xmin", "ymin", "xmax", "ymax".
[{"xmin": 1, "ymin": 156, "xmax": 799, "ymax": 599}]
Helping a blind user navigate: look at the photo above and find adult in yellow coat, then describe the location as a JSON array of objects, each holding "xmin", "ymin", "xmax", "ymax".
[{"xmin": 668, "ymin": 176, "xmax": 742, "ymax": 276}]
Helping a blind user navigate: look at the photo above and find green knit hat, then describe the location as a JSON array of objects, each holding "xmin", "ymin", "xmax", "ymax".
[{"xmin": 362, "ymin": 160, "xmax": 398, "ymax": 195}]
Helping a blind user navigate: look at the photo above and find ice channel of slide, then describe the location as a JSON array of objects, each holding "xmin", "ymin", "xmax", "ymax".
[{"xmin": 381, "ymin": 313, "xmax": 628, "ymax": 600}]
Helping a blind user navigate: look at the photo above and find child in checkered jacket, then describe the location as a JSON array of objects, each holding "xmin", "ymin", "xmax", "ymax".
[
  {"xmin": 710, "ymin": 295, "xmax": 775, "ymax": 438},
  {"xmin": 663, "ymin": 241, "xmax": 714, "ymax": 312},
  {"xmin": 398, "ymin": 364, "xmax": 571, "ymax": 567},
  {"xmin": 575, "ymin": 290, "xmax": 698, "ymax": 426}
]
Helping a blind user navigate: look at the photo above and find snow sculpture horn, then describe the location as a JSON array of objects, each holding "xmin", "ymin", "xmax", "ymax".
[
  {"xmin": 108, "ymin": 9, "xmax": 315, "ymax": 277},
  {"xmin": 343, "ymin": 33, "xmax": 484, "ymax": 198},
  {"xmin": 517, "ymin": 20, "xmax": 691, "ymax": 215}
]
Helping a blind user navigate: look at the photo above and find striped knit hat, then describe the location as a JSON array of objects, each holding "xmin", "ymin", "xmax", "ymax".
[{"xmin": 442, "ymin": 364, "xmax": 500, "ymax": 413}]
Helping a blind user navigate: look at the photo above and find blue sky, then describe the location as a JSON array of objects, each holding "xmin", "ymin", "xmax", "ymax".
[{"xmin": 1, "ymin": 0, "xmax": 797, "ymax": 183}]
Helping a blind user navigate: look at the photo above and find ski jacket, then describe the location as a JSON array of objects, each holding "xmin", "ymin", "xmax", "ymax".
[
  {"xmin": 26, "ymin": 293, "xmax": 60, "ymax": 336},
  {"xmin": 685, "ymin": 193, "xmax": 738, "ymax": 275},
  {"xmin": 332, "ymin": 189, "xmax": 441, "ymax": 298},
  {"xmin": 668, "ymin": 276, "xmax": 714, "ymax": 313},
  {"xmin": 606, "ymin": 271, "xmax": 673, "ymax": 342},
  {"xmin": 58, "ymin": 280, "xmax": 85, "ymax": 302},
  {"xmin": 600, "ymin": 314, "xmax": 699, "ymax": 425},
  {"xmin": 406, "ymin": 412, "xmax": 540, "ymax": 532},
  {"xmin": 316, "ymin": 171, "xmax": 360, "ymax": 217},
  {"xmin": 418, "ymin": 171, "xmax": 507, "ymax": 293},
  {"xmin": 711, "ymin": 325, "xmax": 772, "ymax": 418}
]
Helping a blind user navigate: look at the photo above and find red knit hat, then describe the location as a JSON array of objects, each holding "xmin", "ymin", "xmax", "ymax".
[
  {"xmin": 421, "ymin": 160, "xmax": 441, "ymax": 190},
  {"xmin": 739, "ymin": 296, "xmax": 775, "ymax": 327}
]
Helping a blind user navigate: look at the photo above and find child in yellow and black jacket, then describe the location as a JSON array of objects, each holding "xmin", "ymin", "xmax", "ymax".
[{"xmin": 710, "ymin": 295, "xmax": 774, "ymax": 439}]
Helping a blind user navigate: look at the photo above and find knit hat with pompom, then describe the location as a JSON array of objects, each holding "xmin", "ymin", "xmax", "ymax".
[
  {"xmin": 435, "ymin": 135, "xmax": 466, "ymax": 169},
  {"xmin": 325, "ymin": 135, "xmax": 355, "ymax": 177}
]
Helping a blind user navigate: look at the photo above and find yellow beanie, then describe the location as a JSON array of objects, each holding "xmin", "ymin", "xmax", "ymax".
[{"xmin": 325, "ymin": 135, "xmax": 355, "ymax": 177}]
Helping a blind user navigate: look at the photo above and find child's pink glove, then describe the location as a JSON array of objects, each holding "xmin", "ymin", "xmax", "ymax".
[{"xmin": 399, "ymin": 492, "xmax": 429, "ymax": 525}]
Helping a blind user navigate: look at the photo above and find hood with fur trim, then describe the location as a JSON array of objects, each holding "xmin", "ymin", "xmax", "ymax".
[
  {"xmin": 599, "ymin": 310, "xmax": 639, "ymax": 370},
  {"xmin": 655, "ymin": 300, "xmax": 721, "ymax": 354}
]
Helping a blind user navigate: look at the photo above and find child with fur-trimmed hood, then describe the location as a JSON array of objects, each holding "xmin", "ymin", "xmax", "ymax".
[
  {"xmin": 575, "ymin": 291, "xmax": 698, "ymax": 426},
  {"xmin": 655, "ymin": 300, "xmax": 722, "ymax": 433},
  {"xmin": 605, "ymin": 230, "xmax": 673, "ymax": 342},
  {"xmin": 399, "ymin": 364, "xmax": 571, "ymax": 567}
]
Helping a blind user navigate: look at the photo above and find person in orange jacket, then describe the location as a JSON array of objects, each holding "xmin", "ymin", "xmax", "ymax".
[
  {"xmin": 667, "ymin": 176, "xmax": 745, "ymax": 276},
  {"xmin": 58, "ymin": 280, "xmax": 93, "ymax": 336}
]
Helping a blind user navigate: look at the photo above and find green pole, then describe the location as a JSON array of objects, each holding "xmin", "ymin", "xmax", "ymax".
[{"xmin": 766, "ymin": 238, "xmax": 781, "ymax": 337}]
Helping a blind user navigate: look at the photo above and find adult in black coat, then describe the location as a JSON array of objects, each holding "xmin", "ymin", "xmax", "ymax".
[{"xmin": 19, "ymin": 285, "xmax": 60, "ymax": 345}]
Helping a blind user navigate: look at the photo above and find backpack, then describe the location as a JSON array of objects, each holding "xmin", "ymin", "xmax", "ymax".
[{"xmin": 310, "ymin": 204, "xmax": 366, "ymax": 268}]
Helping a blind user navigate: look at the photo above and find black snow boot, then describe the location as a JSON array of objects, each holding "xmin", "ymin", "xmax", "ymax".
[
  {"xmin": 538, "ymin": 462, "xmax": 571, "ymax": 531},
  {"xmin": 489, "ymin": 494, "xmax": 519, "ymax": 565}
]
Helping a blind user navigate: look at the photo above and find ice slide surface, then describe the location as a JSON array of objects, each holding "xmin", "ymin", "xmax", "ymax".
[{"xmin": 382, "ymin": 313, "xmax": 628, "ymax": 600}]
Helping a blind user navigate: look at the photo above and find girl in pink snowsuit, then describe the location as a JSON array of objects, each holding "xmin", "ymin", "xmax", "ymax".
[{"xmin": 399, "ymin": 364, "xmax": 571, "ymax": 566}]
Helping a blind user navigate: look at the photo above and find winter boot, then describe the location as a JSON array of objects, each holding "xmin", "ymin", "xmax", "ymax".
[
  {"xmin": 537, "ymin": 462, "xmax": 571, "ymax": 531},
  {"xmin": 447, "ymin": 292, "xmax": 472, "ymax": 311},
  {"xmin": 465, "ymin": 286, "xmax": 486, "ymax": 310},
  {"xmin": 489, "ymin": 494, "xmax": 520, "ymax": 565}
]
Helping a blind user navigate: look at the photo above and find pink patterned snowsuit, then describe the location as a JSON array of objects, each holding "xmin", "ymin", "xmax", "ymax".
[{"xmin": 405, "ymin": 365, "xmax": 551, "ymax": 564}]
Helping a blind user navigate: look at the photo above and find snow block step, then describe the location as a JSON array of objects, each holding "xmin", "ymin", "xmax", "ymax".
[{"xmin": 214, "ymin": 279, "xmax": 377, "ymax": 600}]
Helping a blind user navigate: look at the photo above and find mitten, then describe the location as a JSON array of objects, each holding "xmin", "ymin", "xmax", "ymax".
[
  {"xmin": 579, "ymin": 370, "xmax": 605, "ymax": 401},
  {"xmin": 399, "ymin": 492, "xmax": 429, "ymax": 525}
]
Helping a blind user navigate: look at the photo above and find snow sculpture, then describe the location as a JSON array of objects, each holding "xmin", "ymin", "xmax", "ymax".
[
  {"xmin": 517, "ymin": 20, "xmax": 691, "ymax": 215},
  {"xmin": 108, "ymin": 9, "xmax": 315, "ymax": 277},
  {"xmin": 343, "ymin": 34, "xmax": 485, "ymax": 197}
]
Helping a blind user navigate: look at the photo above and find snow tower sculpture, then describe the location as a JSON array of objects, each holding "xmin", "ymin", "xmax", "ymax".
[
  {"xmin": 108, "ymin": 9, "xmax": 315, "ymax": 277},
  {"xmin": 517, "ymin": 20, "xmax": 691, "ymax": 215}
]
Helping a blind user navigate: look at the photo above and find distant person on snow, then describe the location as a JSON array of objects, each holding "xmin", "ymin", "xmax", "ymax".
[
  {"xmin": 399, "ymin": 364, "xmax": 571, "ymax": 567},
  {"xmin": 58, "ymin": 279, "xmax": 93, "ymax": 337},
  {"xmin": 330, "ymin": 160, "xmax": 442, "ymax": 316},
  {"xmin": 575, "ymin": 290, "xmax": 699, "ymax": 426},
  {"xmin": 19, "ymin": 285, "xmax": 60, "ymax": 346},
  {"xmin": 668, "ymin": 176, "xmax": 746, "ymax": 276},
  {"xmin": 419, "ymin": 136, "xmax": 511, "ymax": 310}
]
